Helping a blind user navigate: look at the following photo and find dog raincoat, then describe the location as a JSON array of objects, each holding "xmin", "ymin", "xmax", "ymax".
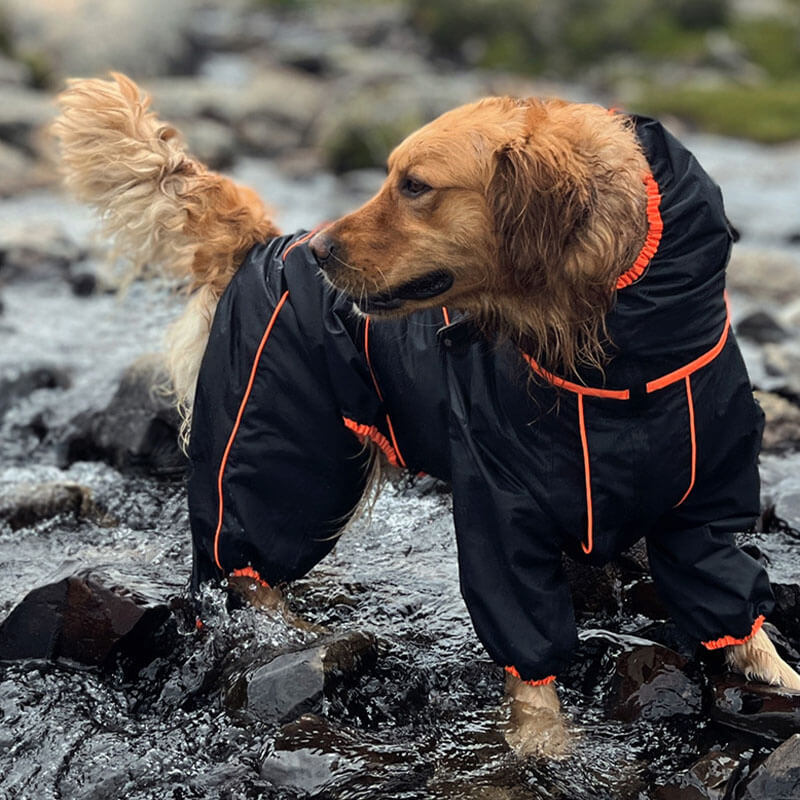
[{"xmin": 189, "ymin": 116, "xmax": 774, "ymax": 683}]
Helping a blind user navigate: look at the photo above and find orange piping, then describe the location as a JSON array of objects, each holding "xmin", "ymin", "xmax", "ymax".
[
  {"xmin": 282, "ymin": 223, "xmax": 328, "ymax": 263},
  {"xmin": 646, "ymin": 312, "xmax": 730, "ymax": 392},
  {"xmin": 505, "ymin": 666, "xmax": 556, "ymax": 686},
  {"xmin": 577, "ymin": 395, "xmax": 594, "ymax": 555},
  {"xmin": 616, "ymin": 174, "xmax": 663, "ymax": 289},
  {"xmin": 523, "ymin": 353, "xmax": 631, "ymax": 399},
  {"xmin": 442, "ymin": 306, "xmax": 451, "ymax": 326},
  {"xmin": 213, "ymin": 290, "xmax": 290, "ymax": 571},
  {"xmin": 702, "ymin": 615, "xmax": 765, "ymax": 650},
  {"xmin": 343, "ymin": 417, "xmax": 400, "ymax": 467},
  {"xmin": 673, "ymin": 375, "xmax": 696, "ymax": 508},
  {"xmin": 230, "ymin": 566, "xmax": 271, "ymax": 588},
  {"xmin": 364, "ymin": 317, "xmax": 384, "ymax": 401}
]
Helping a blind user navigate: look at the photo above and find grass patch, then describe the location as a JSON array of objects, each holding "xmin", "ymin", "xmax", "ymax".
[{"xmin": 636, "ymin": 81, "xmax": 800, "ymax": 142}]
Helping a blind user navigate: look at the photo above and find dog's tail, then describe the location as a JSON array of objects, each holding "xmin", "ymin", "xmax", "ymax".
[{"xmin": 52, "ymin": 73, "xmax": 280, "ymax": 444}]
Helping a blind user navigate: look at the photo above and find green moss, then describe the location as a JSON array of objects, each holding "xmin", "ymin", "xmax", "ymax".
[
  {"xmin": 636, "ymin": 81, "xmax": 800, "ymax": 142},
  {"xmin": 731, "ymin": 18, "xmax": 800, "ymax": 80}
]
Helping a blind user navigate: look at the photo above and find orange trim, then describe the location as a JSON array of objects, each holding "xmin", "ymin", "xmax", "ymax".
[
  {"xmin": 577, "ymin": 395, "xmax": 594, "ymax": 555},
  {"xmin": 231, "ymin": 566, "xmax": 270, "ymax": 588},
  {"xmin": 442, "ymin": 306, "xmax": 451, "ymax": 326},
  {"xmin": 523, "ymin": 353, "xmax": 630, "ymax": 399},
  {"xmin": 674, "ymin": 375, "xmax": 696, "ymax": 508},
  {"xmin": 195, "ymin": 618, "xmax": 204, "ymax": 631},
  {"xmin": 343, "ymin": 417, "xmax": 400, "ymax": 468},
  {"xmin": 213, "ymin": 290, "xmax": 290, "ymax": 571},
  {"xmin": 702, "ymin": 615, "xmax": 765, "ymax": 650},
  {"xmin": 505, "ymin": 666, "xmax": 557, "ymax": 686},
  {"xmin": 645, "ymin": 312, "xmax": 730, "ymax": 392},
  {"xmin": 616, "ymin": 174, "xmax": 663, "ymax": 289},
  {"xmin": 384, "ymin": 414, "xmax": 407, "ymax": 468}
]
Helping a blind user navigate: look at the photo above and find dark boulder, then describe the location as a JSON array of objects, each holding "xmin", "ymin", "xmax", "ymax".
[
  {"xmin": 711, "ymin": 676, "xmax": 800, "ymax": 742},
  {"xmin": 0, "ymin": 568, "xmax": 176, "ymax": 674},
  {"xmin": 0, "ymin": 363, "xmax": 70, "ymax": 419},
  {"xmin": 737, "ymin": 733, "xmax": 800, "ymax": 799},
  {"xmin": 736, "ymin": 310, "xmax": 789, "ymax": 345},
  {"xmin": 260, "ymin": 713, "xmax": 430, "ymax": 796},
  {"xmin": 0, "ymin": 481, "xmax": 94, "ymax": 530},
  {"xmin": 654, "ymin": 749, "xmax": 743, "ymax": 800},
  {"xmin": 59, "ymin": 357, "xmax": 186, "ymax": 477},
  {"xmin": 225, "ymin": 631, "xmax": 377, "ymax": 724}
]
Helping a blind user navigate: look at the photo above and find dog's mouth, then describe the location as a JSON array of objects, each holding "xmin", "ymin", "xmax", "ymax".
[{"xmin": 354, "ymin": 270, "xmax": 454, "ymax": 314}]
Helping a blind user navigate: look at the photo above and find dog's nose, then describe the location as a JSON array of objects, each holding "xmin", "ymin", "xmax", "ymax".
[{"xmin": 309, "ymin": 232, "xmax": 335, "ymax": 267}]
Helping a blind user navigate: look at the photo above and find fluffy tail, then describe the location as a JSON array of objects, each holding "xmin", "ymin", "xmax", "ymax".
[{"xmin": 52, "ymin": 73, "xmax": 280, "ymax": 443}]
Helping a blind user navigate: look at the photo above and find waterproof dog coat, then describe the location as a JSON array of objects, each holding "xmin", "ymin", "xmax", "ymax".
[{"xmin": 189, "ymin": 116, "xmax": 774, "ymax": 682}]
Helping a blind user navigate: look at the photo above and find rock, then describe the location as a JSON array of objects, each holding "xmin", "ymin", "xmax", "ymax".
[
  {"xmin": 0, "ymin": 363, "xmax": 70, "ymax": 418},
  {"xmin": 0, "ymin": 568, "xmax": 176, "ymax": 671},
  {"xmin": 654, "ymin": 749, "xmax": 742, "ymax": 800},
  {"xmin": 727, "ymin": 248, "xmax": 800, "ymax": 303},
  {"xmin": 737, "ymin": 310, "xmax": 789, "ymax": 345},
  {"xmin": 770, "ymin": 584, "xmax": 800, "ymax": 648},
  {"xmin": 0, "ymin": 140, "xmax": 51, "ymax": 197},
  {"xmin": 711, "ymin": 676, "xmax": 800, "ymax": 742},
  {"xmin": 0, "ymin": 55, "xmax": 31, "ymax": 87},
  {"xmin": 755, "ymin": 391, "xmax": 800, "ymax": 453},
  {"xmin": 0, "ymin": 481, "xmax": 93, "ymax": 530},
  {"xmin": 260, "ymin": 713, "xmax": 429, "ymax": 796},
  {"xmin": 0, "ymin": 85, "xmax": 52, "ymax": 153},
  {"xmin": 609, "ymin": 642, "xmax": 703, "ymax": 722},
  {"xmin": 59, "ymin": 356, "xmax": 186, "ymax": 477},
  {"xmin": 226, "ymin": 630, "xmax": 376, "ymax": 724},
  {"xmin": 762, "ymin": 344, "xmax": 800, "ymax": 399},
  {"xmin": 181, "ymin": 117, "xmax": 237, "ymax": 170},
  {"xmin": 3, "ymin": 0, "xmax": 195, "ymax": 80},
  {"xmin": 0, "ymin": 220, "xmax": 86, "ymax": 283},
  {"xmin": 737, "ymin": 733, "xmax": 800, "ymax": 799}
]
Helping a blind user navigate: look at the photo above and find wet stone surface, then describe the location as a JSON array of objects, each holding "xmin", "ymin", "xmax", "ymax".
[{"xmin": 711, "ymin": 677, "xmax": 800, "ymax": 743}]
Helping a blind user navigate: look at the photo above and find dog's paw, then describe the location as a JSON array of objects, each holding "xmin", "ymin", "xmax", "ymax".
[
  {"xmin": 726, "ymin": 628, "xmax": 800, "ymax": 691},
  {"xmin": 505, "ymin": 704, "xmax": 572, "ymax": 760},
  {"xmin": 226, "ymin": 574, "xmax": 283, "ymax": 610}
]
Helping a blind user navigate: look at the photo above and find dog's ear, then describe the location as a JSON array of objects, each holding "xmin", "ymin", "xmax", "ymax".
[{"xmin": 489, "ymin": 135, "xmax": 592, "ymax": 289}]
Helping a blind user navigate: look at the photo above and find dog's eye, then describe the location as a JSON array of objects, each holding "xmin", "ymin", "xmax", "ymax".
[{"xmin": 400, "ymin": 177, "xmax": 431, "ymax": 198}]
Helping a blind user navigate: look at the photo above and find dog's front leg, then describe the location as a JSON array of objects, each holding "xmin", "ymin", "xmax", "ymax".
[
  {"xmin": 504, "ymin": 673, "xmax": 571, "ymax": 759},
  {"xmin": 725, "ymin": 628, "xmax": 800, "ymax": 690}
]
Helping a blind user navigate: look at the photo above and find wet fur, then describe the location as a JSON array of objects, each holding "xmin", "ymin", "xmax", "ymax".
[{"xmin": 52, "ymin": 73, "xmax": 800, "ymax": 758}]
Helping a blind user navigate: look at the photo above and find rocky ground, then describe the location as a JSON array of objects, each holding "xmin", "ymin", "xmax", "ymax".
[{"xmin": 1, "ymin": 1, "xmax": 800, "ymax": 798}]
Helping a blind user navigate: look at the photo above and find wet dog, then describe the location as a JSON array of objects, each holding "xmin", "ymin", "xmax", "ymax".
[{"xmin": 52, "ymin": 73, "xmax": 800, "ymax": 758}]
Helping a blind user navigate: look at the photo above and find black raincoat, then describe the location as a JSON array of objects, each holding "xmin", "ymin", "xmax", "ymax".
[{"xmin": 189, "ymin": 116, "xmax": 774, "ymax": 682}]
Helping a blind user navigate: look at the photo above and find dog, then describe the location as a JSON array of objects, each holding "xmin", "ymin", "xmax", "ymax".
[{"xmin": 52, "ymin": 73, "xmax": 800, "ymax": 759}]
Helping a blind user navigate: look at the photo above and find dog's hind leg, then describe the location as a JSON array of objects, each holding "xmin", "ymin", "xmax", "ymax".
[
  {"xmin": 504, "ymin": 673, "xmax": 572, "ymax": 759},
  {"xmin": 725, "ymin": 627, "xmax": 800, "ymax": 690}
]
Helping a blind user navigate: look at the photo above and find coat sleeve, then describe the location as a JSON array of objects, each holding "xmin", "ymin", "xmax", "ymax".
[
  {"xmin": 446, "ymin": 343, "xmax": 578, "ymax": 682},
  {"xmin": 188, "ymin": 239, "xmax": 372, "ymax": 590}
]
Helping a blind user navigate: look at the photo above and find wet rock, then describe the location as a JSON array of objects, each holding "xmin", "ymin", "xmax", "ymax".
[
  {"xmin": 260, "ymin": 713, "xmax": 429, "ymax": 796},
  {"xmin": 563, "ymin": 558, "xmax": 620, "ymax": 619},
  {"xmin": 0, "ymin": 481, "xmax": 93, "ymax": 530},
  {"xmin": 0, "ymin": 568, "xmax": 175, "ymax": 671},
  {"xmin": 755, "ymin": 391, "xmax": 800, "ymax": 453},
  {"xmin": 609, "ymin": 642, "xmax": 703, "ymax": 722},
  {"xmin": 737, "ymin": 733, "xmax": 800, "ymax": 799},
  {"xmin": 712, "ymin": 676, "xmax": 800, "ymax": 742},
  {"xmin": 737, "ymin": 310, "xmax": 789, "ymax": 345},
  {"xmin": 0, "ymin": 220, "xmax": 85, "ymax": 283},
  {"xmin": 727, "ymin": 248, "xmax": 800, "ymax": 303},
  {"xmin": 226, "ymin": 631, "xmax": 376, "ymax": 724},
  {"xmin": 181, "ymin": 117, "xmax": 237, "ymax": 170},
  {"xmin": 60, "ymin": 357, "xmax": 185, "ymax": 477},
  {"xmin": 654, "ymin": 748, "xmax": 743, "ymax": 800},
  {"xmin": 0, "ymin": 85, "xmax": 52, "ymax": 153},
  {"xmin": 0, "ymin": 363, "xmax": 70, "ymax": 418},
  {"xmin": 762, "ymin": 344, "xmax": 800, "ymax": 399},
  {"xmin": 0, "ymin": 140, "xmax": 50, "ymax": 197},
  {"xmin": 770, "ymin": 584, "xmax": 800, "ymax": 647}
]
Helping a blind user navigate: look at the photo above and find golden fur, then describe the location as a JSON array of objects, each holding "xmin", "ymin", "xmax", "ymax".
[
  {"xmin": 316, "ymin": 97, "xmax": 649, "ymax": 377},
  {"xmin": 51, "ymin": 73, "xmax": 800, "ymax": 758}
]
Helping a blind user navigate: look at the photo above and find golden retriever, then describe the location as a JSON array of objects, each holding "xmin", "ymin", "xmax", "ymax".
[{"xmin": 51, "ymin": 73, "xmax": 800, "ymax": 759}]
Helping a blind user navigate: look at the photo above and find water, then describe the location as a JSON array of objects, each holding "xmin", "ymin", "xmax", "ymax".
[{"xmin": 1, "ymin": 140, "xmax": 799, "ymax": 798}]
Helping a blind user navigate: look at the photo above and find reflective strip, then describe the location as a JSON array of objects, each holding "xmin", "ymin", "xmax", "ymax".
[
  {"xmin": 213, "ymin": 290, "xmax": 290, "ymax": 571},
  {"xmin": 673, "ymin": 375, "xmax": 696, "ymax": 507},
  {"xmin": 577, "ymin": 395, "xmax": 594, "ymax": 555}
]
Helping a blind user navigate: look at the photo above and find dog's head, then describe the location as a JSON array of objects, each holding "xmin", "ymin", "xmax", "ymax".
[{"xmin": 311, "ymin": 96, "xmax": 648, "ymax": 371}]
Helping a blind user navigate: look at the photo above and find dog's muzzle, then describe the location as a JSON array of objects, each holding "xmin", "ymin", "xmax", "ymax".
[{"xmin": 355, "ymin": 270, "xmax": 454, "ymax": 313}]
